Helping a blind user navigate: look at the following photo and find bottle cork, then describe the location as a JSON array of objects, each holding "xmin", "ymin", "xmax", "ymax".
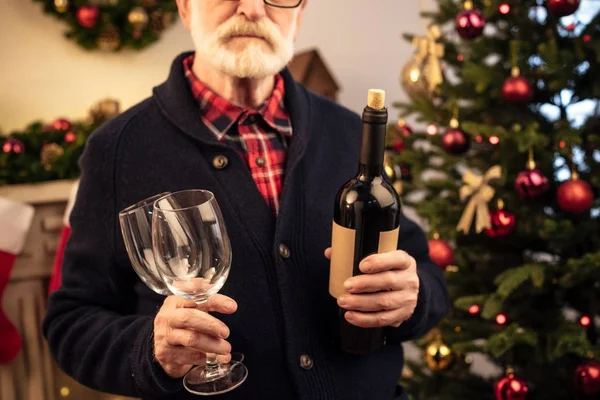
[{"xmin": 367, "ymin": 89, "xmax": 385, "ymax": 110}]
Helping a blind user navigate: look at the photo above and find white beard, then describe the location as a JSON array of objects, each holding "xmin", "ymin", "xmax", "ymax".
[{"xmin": 190, "ymin": 7, "xmax": 296, "ymax": 79}]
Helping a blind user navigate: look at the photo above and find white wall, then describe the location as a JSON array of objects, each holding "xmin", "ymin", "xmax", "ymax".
[{"xmin": 0, "ymin": 0, "xmax": 426, "ymax": 132}]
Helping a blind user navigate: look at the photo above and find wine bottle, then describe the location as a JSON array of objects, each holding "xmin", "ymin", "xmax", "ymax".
[{"xmin": 329, "ymin": 89, "xmax": 401, "ymax": 354}]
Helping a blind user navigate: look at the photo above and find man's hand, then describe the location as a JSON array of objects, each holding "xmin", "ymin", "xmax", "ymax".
[
  {"xmin": 153, "ymin": 295, "xmax": 237, "ymax": 378},
  {"xmin": 325, "ymin": 248, "xmax": 419, "ymax": 329}
]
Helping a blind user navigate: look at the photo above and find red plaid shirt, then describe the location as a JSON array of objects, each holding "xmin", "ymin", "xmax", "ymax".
[{"xmin": 183, "ymin": 56, "xmax": 292, "ymax": 215}]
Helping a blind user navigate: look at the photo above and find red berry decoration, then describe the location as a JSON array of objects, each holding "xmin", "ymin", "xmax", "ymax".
[
  {"xmin": 503, "ymin": 68, "xmax": 534, "ymax": 104},
  {"xmin": 428, "ymin": 236, "xmax": 454, "ymax": 270},
  {"xmin": 456, "ymin": 8, "xmax": 486, "ymax": 39},
  {"xmin": 547, "ymin": 0, "xmax": 580, "ymax": 17},
  {"xmin": 574, "ymin": 360, "xmax": 600, "ymax": 397},
  {"xmin": 557, "ymin": 175, "xmax": 594, "ymax": 214},
  {"xmin": 76, "ymin": 6, "xmax": 100, "ymax": 28},
  {"xmin": 442, "ymin": 128, "xmax": 471, "ymax": 155},
  {"xmin": 52, "ymin": 118, "xmax": 72, "ymax": 131},
  {"xmin": 485, "ymin": 201, "xmax": 516, "ymax": 238},
  {"xmin": 495, "ymin": 371, "xmax": 529, "ymax": 400}
]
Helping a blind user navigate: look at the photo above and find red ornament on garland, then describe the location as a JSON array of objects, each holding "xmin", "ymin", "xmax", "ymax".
[
  {"xmin": 574, "ymin": 360, "xmax": 600, "ymax": 397},
  {"xmin": 495, "ymin": 369, "xmax": 529, "ymax": 400},
  {"xmin": 52, "ymin": 118, "xmax": 72, "ymax": 132},
  {"xmin": 557, "ymin": 172, "xmax": 594, "ymax": 214},
  {"xmin": 456, "ymin": 1, "xmax": 486, "ymax": 40},
  {"xmin": 2, "ymin": 138, "xmax": 24, "ymax": 154},
  {"xmin": 503, "ymin": 67, "xmax": 534, "ymax": 104},
  {"xmin": 76, "ymin": 6, "xmax": 100, "ymax": 29},
  {"xmin": 64, "ymin": 132, "xmax": 77, "ymax": 144},
  {"xmin": 485, "ymin": 200, "xmax": 516, "ymax": 238},
  {"xmin": 515, "ymin": 150, "xmax": 549, "ymax": 199},
  {"xmin": 547, "ymin": 0, "xmax": 580, "ymax": 18},
  {"xmin": 428, "ymin": 234, "xmax": 454, "ymax": 270}
]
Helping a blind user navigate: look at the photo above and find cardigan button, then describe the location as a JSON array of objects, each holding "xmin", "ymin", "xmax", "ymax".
[
  {"xmin": 279, "ymin": 244, "xmax": 290, "ymax": 259},
  {"xmin": 300, "ymin": 354, "xmax": 313, "ymax": 370},
  {"xmin": 212, "ymin": 155, "xmax": 229, "ymax": 169}
]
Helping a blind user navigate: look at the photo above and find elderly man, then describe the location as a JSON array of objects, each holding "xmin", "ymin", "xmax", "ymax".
[{"xmin": 43, "ymin": 1, "xmax": 449, "ymax": 399}]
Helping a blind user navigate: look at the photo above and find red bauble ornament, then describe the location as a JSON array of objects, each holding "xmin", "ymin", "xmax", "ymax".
[
  {"xmin": 574, "ymin": 361, "xmax": 600, "ymax": 397},
  {"xmin": 76, "ymin": 6, "xmax": 99, "ymax": 28},
  {"xmin": 399, "ymin": 162, "xmax": 412, "ymax": 182},
  {"xmin": 495, "ymin": 373, "xmax": 529, "ymax": 400},
  {"xmin": 397, "ymin": 119, "xmax": 413, "ymax": 137},
  {"xmin": 442, "ymin": 128, "xmax": 471, "ymax": 155},
  {"xmin": 557, "ymin": 178, "xmax": 594, "ymax": 214},
  {"xmin": 456, "ymin": 9, "xmax": 486, "ymax": 39},
  {"xmin": 64, "ymin": 132, "xmax": 77, "ymax": 144},
  {"xmin": 428, "ymin": 238, "xmax": 454, "ymax": 270},
  {"xmin": 52, "ymin": 118, "xmax": 72, "ymax": 131},
  {"xmin": 503, "ymin": 75, "xmax": 534, "ymax": 103},
  {"xmin": 515, "ymin": 168, "xmax": 549, "ymax": 199},
  {"xmin": 391, "ymin": 139, "xmax": 405, "ymax": 153},
  {"xmin": 547, "ymin": 0, "xmax": 580, "ymax": 17},
  {"xmin": 2, "ymin": 138, "xmax": 24, "ymax": 154},
  {"xmin": 485, "ymin": 207, "xmax": 516, "ymax": 238}
]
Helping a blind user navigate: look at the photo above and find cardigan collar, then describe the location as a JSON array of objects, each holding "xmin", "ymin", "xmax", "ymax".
[{"xmin": 153, "ymin": 52, "xmax": 310, "ymax": 157}]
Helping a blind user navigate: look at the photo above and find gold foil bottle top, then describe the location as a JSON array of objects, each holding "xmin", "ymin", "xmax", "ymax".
[{"xmin": 367, "ymin": 89, "xmax": 385, "ymax": 110}]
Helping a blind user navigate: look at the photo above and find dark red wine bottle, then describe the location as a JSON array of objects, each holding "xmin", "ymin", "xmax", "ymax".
[{"xmin": 329, "ymin": 89, "xmax": 401, "ymax": 354}]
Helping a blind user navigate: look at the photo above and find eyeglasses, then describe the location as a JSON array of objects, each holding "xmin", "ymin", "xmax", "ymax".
[{"xmin": 227, "ymin": 0, "xmax": 303, "ymax": 9}]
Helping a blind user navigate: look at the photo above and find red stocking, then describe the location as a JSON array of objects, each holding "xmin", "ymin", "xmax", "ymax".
[{"xmin": 0, "ymin": 197, "xmax": 34, "ymax": 364}]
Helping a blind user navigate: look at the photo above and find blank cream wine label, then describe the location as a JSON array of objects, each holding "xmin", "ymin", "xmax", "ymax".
[{"xmin": 329, "ymin": 222, "xmax": 399, "ymax": 299}]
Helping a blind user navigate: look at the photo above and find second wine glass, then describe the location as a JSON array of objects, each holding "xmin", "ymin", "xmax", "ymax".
[{"xmin": 152, "ymin": 189, "xmax": 247, "ymax": 396}]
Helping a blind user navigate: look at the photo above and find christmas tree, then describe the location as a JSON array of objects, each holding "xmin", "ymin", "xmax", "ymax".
[{"xmin": 387, "ymin": 0, "xmax": 600, "ymax": 399}]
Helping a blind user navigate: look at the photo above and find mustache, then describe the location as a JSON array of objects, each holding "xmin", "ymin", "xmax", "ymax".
[{"xmin": 216, "ymin": 17, "xmax": 280, "ymax": 47}]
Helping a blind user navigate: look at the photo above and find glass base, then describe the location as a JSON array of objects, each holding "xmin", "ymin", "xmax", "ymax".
[
  {"xmin": 183, "ymin": 361, "xmax": 248, "ymax": 396},
  {"xmin": 230, "ymin": 352, "xmax": 244, "ymax": 363}
]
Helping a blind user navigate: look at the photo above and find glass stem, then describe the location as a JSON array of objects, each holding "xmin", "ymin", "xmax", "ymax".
[
  {"xmin": 195, "ymin": 300, "xmax": 224, "ymax": 378},
  {"xmin": 206, "ymin": 353, "xmax": 220, "ymax": 371}
]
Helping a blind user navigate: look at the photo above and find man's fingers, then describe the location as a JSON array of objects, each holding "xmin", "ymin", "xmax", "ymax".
[
  {"xmin": 165, "ymin": 295, "xmax": 198, "ymax": 309},
  {"xmin": 324, "ymin": 247, "xmax": 332, "ymax": 260},
  {"xmin": 359, "ymin": 250, "xmax": 414, "ymax": 274},
  {"xmin": 338, "ymin": 290, "xmax": 415, "ymax": 312},
  {"xmin": 344, "ymin": 308, "xmax": 408, "ymax": 328},
  {"xmin": 156, "ymin": 344, "xmax": 207, "ymax": 366},
  {"xmin": 170, "ymin": 308, "xmax": 230, "ymax": 338},
  {"xmin": 166, "ymin": 329, "xmax": 232, "ymax": 355},
  {"xmin": 200, "ymin": 294, "xmax": 238, "ymax": 314},
  {"xmin": 343, "ymin": 270, "xmax": 408, "ymax": 294}
]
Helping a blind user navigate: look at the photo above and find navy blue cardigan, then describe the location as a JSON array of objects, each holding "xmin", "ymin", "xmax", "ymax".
[{"xmin": 43, "ymin": 52, "xmax": 449, "ymax": 400}]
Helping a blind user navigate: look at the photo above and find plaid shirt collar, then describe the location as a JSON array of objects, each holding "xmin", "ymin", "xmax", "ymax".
[{"xmin": 183, "ymin": 55, "xmax": 292, "ymax": 140}]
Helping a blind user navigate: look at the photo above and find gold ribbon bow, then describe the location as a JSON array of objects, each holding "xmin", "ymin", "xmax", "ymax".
[
  {"xmin": 412, "ymin": 24, "xmax": 444, "ymax": 93},
  {"xmin": 456, "ymin": 165, "xmax": 502, "ymax": 234}
]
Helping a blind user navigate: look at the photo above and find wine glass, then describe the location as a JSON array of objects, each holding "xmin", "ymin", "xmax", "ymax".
[
  {"xmin": 152, "ymin": 189, "xmax": 248, "ymax": 396},
  {"xmin": 119, "ymin": 192, "xmax": 172, "ymax": 295},
  {"xmin": 119, "ymin": 193, "xmax": 245, "ymax": 365}
]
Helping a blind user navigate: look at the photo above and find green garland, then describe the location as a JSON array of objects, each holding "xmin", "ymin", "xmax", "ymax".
[
  {"xmin": 0, "ymin": 100, "xmax": 120, "ymax": 186},
  {"xmin": 33, "ymin": 0, "xmax": 178, "ymax": 52}
]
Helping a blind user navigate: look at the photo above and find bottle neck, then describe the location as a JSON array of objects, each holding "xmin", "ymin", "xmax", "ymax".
[
  {"xmin": 359, "ymin": 163, "xmax": 383, "ymax": 177},
  {"xmin": 358, "ymin": 107, "xmax": 387, "ymax": 178}
]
